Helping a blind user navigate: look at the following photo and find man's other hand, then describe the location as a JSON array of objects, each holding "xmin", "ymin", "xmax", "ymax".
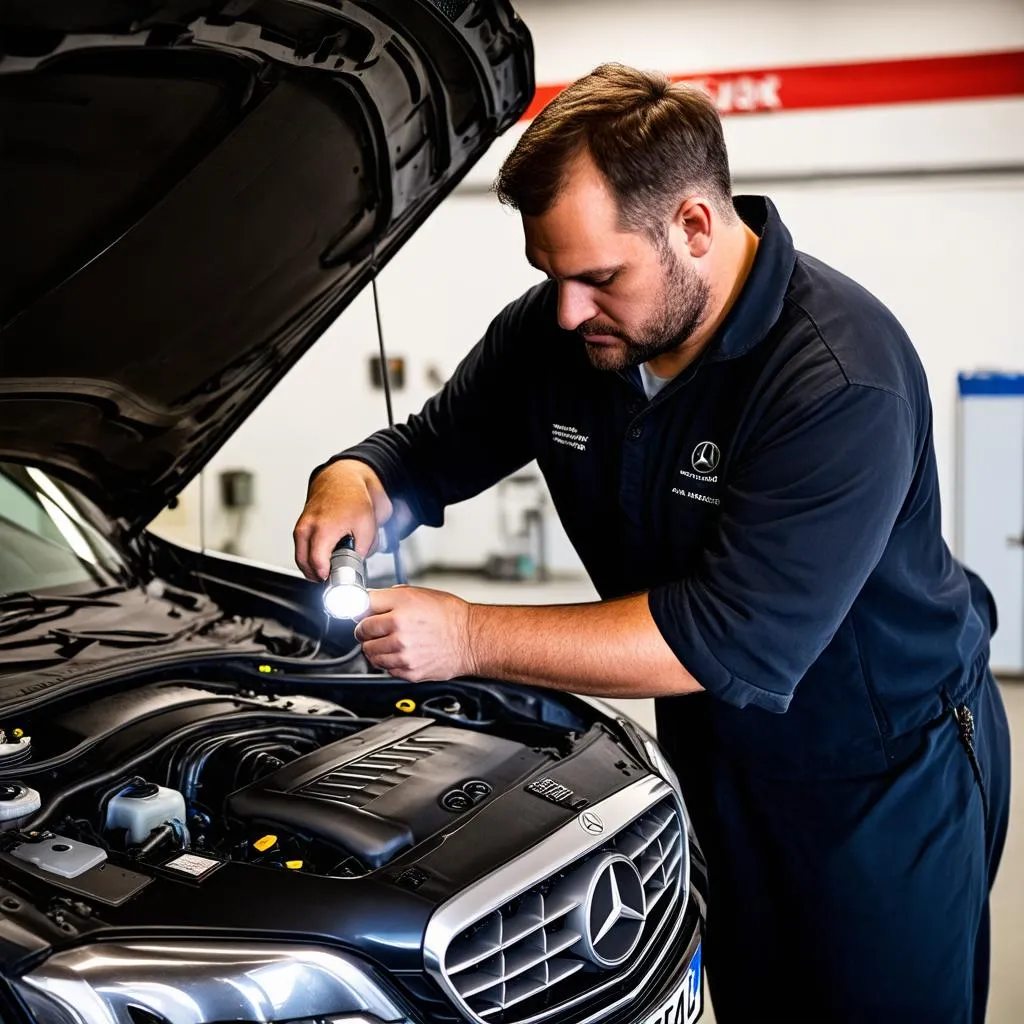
[{"xmin": 354, "ymin": 586, "xmax": 478, "ymax": 682}]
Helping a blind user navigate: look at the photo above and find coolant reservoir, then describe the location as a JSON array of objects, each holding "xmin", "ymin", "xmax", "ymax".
[
  {"xmin": 106, "ymin": 782, "xmax": 186, "ymax": 844},
  {"xmin": 0, "ymin": 783, "xmax": 41, "ymax": 830}
]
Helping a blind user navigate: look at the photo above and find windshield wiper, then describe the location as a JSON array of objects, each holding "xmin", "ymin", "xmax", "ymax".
[
  {"xmin": 50, "ymin": 622, "xmax": 212, "ymax": 649},
  {"xmin": 0, "ymin": 587, "xmax": 127, "ymax": 610},
  {"xmin": 0, "ymin": 588, "xmax": 127, "ymax": 637}
]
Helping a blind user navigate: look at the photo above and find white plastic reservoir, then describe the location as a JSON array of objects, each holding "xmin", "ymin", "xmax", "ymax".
[{"xmin": 106, "ymin": 782, "xmax": 187, "ymax": 844}]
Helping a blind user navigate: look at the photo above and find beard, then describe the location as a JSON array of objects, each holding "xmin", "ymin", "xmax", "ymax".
[{"xmin": 578, "ymin": 249, "xmax": 711, "ymax": 372}]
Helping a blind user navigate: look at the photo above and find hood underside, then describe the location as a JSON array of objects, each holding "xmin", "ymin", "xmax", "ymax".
[{"xmin": 0, "ymin": 0, "xmax": 532, "ymax": 530}]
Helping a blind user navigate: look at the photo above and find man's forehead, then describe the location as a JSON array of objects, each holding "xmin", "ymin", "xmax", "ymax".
[
  {"xmin": 523, "ymin": 246, "xmax": 622, "ymax": 282},
  {"xmin": 523, "ymin": 208, "xmax": 636, "ymax": 282}
]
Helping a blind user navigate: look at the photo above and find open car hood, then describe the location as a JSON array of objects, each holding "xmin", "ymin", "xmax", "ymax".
[{"xmin": 0, "ymin": 0, "xmax": 532, "ymax": 531}]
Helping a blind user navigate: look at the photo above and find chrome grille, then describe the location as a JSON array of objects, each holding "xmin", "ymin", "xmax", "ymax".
[
  {"xmin": 431, "ymin": 783, "xmax": 686, "ymax": 1024},
  {"xmin": 445, "ymin": 890, "xmax": 587, "ymax": 1018},
  {"xmin": 299, "ymin": 734, "xmax": 451, "ymax": 807}
]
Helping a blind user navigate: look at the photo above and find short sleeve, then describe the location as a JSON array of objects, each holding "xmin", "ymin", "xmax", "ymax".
[{"xmin": 648, "ymin": 383, "xmax": 916, "ymax": 713}]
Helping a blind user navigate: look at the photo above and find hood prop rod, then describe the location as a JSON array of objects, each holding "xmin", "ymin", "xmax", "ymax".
[{"xmin": 371, "ymin": 268, "xmax": 406, "ymax": 587}]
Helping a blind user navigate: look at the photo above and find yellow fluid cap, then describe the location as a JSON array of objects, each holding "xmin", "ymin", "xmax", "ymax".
[
  {"xmin": 395, "ymin": 699, "xmax": 417, "ymax": 714},
  {"xmin": 258, "ymin": 664, "xmax": 273, "ymax": 674},
  {"xmin": 285, "ymin": 860, "xmax": 304, "ymax": 870},
  {"xmin": 253, "ymin": 834, "xmax": 278, "ymax": 852},
  {"xmin": 11, "ymin": 728, "xmax": 23, "ymax": 739}
]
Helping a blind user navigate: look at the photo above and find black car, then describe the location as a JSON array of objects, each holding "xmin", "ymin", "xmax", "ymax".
[{"xmin": 0, "ymin": 3, "xmax": 706, "ymax": 1023}]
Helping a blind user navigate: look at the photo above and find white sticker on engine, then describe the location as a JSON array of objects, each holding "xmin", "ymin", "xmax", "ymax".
[{"xmin": 164, "ymin": 853, "xmax": 221, "ymax": 878}]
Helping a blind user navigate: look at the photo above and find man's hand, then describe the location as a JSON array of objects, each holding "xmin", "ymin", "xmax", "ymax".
[
  {"xmin": 352, "ymin": 586, "xmax": 703, "ymax": 699},
  {"xmin": 293, "ymin": 460, "xmax": 393, "ymax": 580},
  {"xmin": 355, "ymin": 586, "xmax": 478, "ymax": 682}
]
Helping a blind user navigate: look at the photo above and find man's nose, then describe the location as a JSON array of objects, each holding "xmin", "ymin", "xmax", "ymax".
[{"xmin": 556, "ymin": 283, "xmax": 599, "ymax": 332}]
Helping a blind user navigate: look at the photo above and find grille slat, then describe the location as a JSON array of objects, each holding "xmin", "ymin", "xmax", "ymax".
[
  {"xmin": 442, "ymin": 798, "xmax": 685, "ymax": 1024},
  {"xmin": 610, "ymin": 832, "xmax": 645, "ymax": 860},
  {"xmin": 646, "ymin": 884, "xmax": 673, "ymax": 915},
  {"xmin": 456, "ymin": 959, "xmax": 509, "ymax": 999},
  {"xmin": 546, "ymin": 957, "xmax": 587, "ymax": 986},
  {"xmin": 639, "ymin": 833, "xmax": 681, "ymax": 886},
  {"xmin": 502, "ymin": 967, "xmax": 555, "ymax": 1009},
  {"xmin": 502, "ymin": 934, "xmax": 548, "ymax": 981},
  {"xmin": 499, "ymin": 893, "xmax": 545, "ymax": 945}
]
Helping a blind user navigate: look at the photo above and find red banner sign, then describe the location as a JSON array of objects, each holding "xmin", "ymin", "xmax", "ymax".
[{"xmin": 521, "ymin": 50, "xmax": 1024, "ymax": 120}]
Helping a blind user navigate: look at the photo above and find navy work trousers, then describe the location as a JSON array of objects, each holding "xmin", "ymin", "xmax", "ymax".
[{"xmin": 657, "ymin": 671, "xmax": 1011, "ymax": 1023}]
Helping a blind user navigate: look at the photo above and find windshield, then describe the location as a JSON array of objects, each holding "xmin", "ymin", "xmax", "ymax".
[{"xmin": 0, "ymin": 463, "xmax": 129, "ymax": 598}]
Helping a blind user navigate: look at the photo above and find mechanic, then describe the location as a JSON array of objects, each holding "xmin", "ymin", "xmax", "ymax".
[{"xmin": 293, "ymin": 64, "xmax": 1011, "ymax": 1023}]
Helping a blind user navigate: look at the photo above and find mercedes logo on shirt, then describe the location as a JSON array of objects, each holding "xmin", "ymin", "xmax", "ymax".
[
  {"xmin": 564, "ymin": 853, "xmax": 648, "ymax": 969},
  {"xmin": 691, "ymin": 441, "xmax": 721, "ymax": 474}
]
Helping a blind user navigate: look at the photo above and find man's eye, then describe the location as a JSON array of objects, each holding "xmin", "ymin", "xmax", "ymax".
[{"xmin": 588, "ymin": 274, "xmax": 617, "ymax": 288}]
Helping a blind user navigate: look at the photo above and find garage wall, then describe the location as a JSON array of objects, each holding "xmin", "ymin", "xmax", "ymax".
[{"xmin": 150, "ymin": 0, "xmax": 1024, "ymax": 581}]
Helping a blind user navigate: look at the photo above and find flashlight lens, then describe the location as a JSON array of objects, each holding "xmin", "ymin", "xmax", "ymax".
[{"xmin": 323, "ymin": 583, "xmax": 370, "ymax": 620}]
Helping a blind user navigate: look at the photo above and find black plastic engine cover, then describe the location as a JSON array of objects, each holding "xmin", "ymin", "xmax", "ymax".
[{"xmin": 227, "ymin": 717, "xmax": 547, "ymax": 868}]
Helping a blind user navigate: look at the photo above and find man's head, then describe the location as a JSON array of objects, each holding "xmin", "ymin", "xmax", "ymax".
[{"xmin": 494, "ymin": 63, "xmax": 737, "ymax": 372}]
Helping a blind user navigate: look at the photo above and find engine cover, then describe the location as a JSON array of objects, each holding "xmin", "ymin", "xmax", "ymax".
[{"xmin": 227, "ymin": 717, "xmax": 546, "ymax": 869}]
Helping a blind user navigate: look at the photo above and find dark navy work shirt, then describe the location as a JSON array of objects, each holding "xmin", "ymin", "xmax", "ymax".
[{"xmin": 336, "ymin": 196, "xmax": 993, "ymax": 779}]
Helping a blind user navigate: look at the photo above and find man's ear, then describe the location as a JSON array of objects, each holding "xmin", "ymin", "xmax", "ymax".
[{"xmin": 671, "ymin": 196, "xmax": 714, "ymax": 258}]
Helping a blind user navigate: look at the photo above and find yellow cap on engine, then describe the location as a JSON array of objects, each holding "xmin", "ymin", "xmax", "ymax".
[
  {"xmin": 285, "ymin": 860, "xmax": 304, "ymax": 870},
  {"xmin": 11, "ymin": 728, "xmax": 23, "ymax": 739},
  {"xmin": 395, "ymin": 699, "xmax": 417, "ymax": 714},
  {"xmin": 253, "ymin": 834, "xmax": 278, "ymax": 852},
  {"xmin": 258, "ymin": 664, "xmax": 273, "ymax": 674}
]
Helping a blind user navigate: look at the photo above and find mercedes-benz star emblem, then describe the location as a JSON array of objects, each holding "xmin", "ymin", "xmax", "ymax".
[
  {"xmin": 564, "ymin": 853, "xmax": 647, "ymax": 969},
  {"xmin": 691, "ymin": 441, "xmax": 720, "ymax": 474},
  {"xmin": 579, "ymin": 810, "xmax": 605, "ymax": 836}
]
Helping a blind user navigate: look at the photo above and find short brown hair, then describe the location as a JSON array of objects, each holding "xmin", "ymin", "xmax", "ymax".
[{"xmin": 494, "ymin": 63, "xmax": 735, "ymax": 237}]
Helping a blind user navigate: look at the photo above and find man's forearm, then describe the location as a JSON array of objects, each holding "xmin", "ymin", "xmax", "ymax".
[{"xmin": 465, "ymin": 593, "xmax": 704, "ymax": 698}]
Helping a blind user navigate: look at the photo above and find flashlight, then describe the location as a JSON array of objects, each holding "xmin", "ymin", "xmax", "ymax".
[{"xmin": 323, "ymin": 535, "xmax": 370, "ymax": 620}]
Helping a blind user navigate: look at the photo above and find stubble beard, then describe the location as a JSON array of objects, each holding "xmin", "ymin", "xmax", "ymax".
[{"xmin": 579, "ymin": 250, "xmax": 711, "ymax": 372}]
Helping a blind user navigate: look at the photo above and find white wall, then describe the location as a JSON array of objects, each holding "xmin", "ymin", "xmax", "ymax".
[{"xmin": 151, "ymin": 0, "xmax": 1024, "ymax": 580}]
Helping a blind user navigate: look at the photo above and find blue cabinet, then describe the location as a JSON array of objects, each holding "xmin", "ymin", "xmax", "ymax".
[{"xmin": 957, "ymin": 373, "xmax": 1024, "ymax": 676}]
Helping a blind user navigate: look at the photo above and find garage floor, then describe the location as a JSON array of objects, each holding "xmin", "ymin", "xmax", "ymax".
[{"xmin": 418, "ymin": 572, "xmax": 1024, "ymax": 1023}]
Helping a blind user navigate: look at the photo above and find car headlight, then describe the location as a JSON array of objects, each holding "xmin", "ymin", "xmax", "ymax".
[{"xmin": 11, "ymin": 941, "xmax": 407, "ymax": 1024}]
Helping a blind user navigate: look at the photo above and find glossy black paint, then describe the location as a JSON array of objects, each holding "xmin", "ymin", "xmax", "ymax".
[{"xmin": 0, "ymin": 0, "xmax": 533, "ymax": 530}]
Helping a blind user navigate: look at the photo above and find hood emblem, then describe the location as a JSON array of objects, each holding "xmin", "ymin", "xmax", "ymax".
[{"xmin": 578, "ymin": 810, "xmax": 605, "ymax": 835}]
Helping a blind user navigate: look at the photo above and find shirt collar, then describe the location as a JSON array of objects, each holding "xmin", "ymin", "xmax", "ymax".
[{"xmin": 707, "ymin": 195, "xmax": 797, "ymax": 362}]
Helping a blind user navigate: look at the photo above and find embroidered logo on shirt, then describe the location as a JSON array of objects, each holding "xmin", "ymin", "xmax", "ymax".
[
  {"xmin": 673, "ymin": 440, "xmax": 723, "ymax": 505},
  {"xmin": 552, "ymin": 423, "xmax": 589, "ymax": 452},
  {"xmin": 691, "ymin": 441, "xmax": 720, "ymax": 473},
  {"xmin": 677, "ymin": 441, "xmax": 722, "ymax": 484}
]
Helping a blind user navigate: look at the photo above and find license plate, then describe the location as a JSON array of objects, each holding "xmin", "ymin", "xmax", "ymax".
[{"xmin": 643, "ymin": 943, "xmax": 702, "ymax": 1024}]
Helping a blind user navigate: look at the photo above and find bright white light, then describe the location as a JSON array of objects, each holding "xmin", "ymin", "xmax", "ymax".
[
  {"xmin": 27, "ymin": 467, "xmax": 84, "ymax": 523},
  {"xmin": 323, "ymin": 583, "xmax": 369, "ymax": 620},
  {"xmin": 38, "ymin": 494, "xmax": 98, "ymax": 565}
]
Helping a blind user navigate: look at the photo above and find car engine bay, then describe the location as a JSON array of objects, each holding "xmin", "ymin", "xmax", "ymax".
[
  {"xmin": 0, "ymin": 621, "xmax": 702, "ymax": 1024},
  {"xmin": 0, "ymin": 671, "xmax": 603, "ymax": 885}
]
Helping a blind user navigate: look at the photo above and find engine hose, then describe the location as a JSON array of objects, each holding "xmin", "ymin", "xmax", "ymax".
[
  {"xmin": 232, "ymin": 643, "xmax": 363, "ymax": 671},
  {"xmin": 139, "ymin": 823, "xmax": 175, "ymax": 856},
  {"xmin": 0, "ymin": 696, "xmax": 257, "ymax": 780},
  {"xmin": 174, "ymin": 728, "xmax": 313, "ymax": 805},
  {"xmin": 26, "ymin": 711, "xmax": 377, "ymax": 833}
]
